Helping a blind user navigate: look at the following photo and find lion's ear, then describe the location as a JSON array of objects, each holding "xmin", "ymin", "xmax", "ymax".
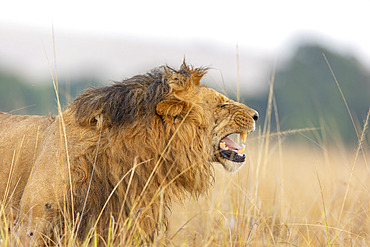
[
  {"xmin": 180, "ymin": 62, "xmax": 208, "ymax": 85},
  {"xmin": 156, "ymin": 99, "xmax": 186, "ymax": 117}
]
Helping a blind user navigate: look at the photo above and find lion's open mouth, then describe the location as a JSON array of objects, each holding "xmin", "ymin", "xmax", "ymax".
[{"xmin": 219, "ymin": 133, "xmax": 247, "ymax": 163}]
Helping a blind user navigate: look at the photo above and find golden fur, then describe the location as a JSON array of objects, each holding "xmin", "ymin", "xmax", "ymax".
[{"xmin": 0, "ymin": 63, "xmax": 258, "ymax": 245}]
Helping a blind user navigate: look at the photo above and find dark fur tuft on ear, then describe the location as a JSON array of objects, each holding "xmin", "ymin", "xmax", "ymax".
[{"xmin": 180, "ymin": 61, "xmax": 208, "ymax": 85}]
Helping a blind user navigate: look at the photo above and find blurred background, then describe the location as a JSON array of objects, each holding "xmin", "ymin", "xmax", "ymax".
[{"xmin": 1, "ymin": 0, "xmax": 369, "ymax": 146}]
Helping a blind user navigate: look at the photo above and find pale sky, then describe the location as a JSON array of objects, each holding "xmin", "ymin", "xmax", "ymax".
[{"xmin": 1, "ymin": 0, "xmax": 370, "ymax": 61}]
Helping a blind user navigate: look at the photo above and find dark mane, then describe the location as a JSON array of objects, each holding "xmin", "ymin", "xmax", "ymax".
[{"xmin": 70, "ymin": 67, "xmax": 171, "ymax": 126}]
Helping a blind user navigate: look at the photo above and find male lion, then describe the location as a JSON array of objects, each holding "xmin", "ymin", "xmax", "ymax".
[{"xmin": 0, "ymin": 63, "xmax": 258, "ymax": 245}]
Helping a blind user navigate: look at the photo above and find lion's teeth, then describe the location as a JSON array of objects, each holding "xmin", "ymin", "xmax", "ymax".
[
  {"xmin": 237, "ymin": 144, "xmax": 245, "ymax": 155},
  {"xmin": 220, "ymin": 142, "xmax": 228, "ymax": 150},
  {"xmin": 240, "ymin": 133, "xmax": 247, "ymax": 143}
]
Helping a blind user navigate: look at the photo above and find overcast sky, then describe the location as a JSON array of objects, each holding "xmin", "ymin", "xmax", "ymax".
[{"xmin": 1, "ymin": 0, "xmax": 370, "ymax": 62}]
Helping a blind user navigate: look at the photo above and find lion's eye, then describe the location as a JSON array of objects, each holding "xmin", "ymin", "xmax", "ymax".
[{"xmin": 220, "ymin": 103, "xmax": 230, "ymax": 108}]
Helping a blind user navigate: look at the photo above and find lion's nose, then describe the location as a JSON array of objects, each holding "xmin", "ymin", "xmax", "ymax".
[{"xmin": 252, "ymin": 112, "xmax": 259, "ymax": 122}]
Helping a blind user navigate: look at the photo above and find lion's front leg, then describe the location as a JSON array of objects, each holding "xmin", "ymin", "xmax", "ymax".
[
  {"xmin": 14, "ymin": 202, "xmax": 57, "ymax": 246},
  {"xmin": 15, "ymin": 149, "xmax": 67, "ymax": 246},
  {"xmin": 15, "ymin": 176, "xmax": 65, "ymax": 246}
]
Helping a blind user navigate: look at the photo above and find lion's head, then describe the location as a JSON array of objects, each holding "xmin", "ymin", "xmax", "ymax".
[
  {"xmin": 154, "ymin": 64, "xmax": 258, "ymax": 172},
  {"xmin": 202, "ymin": 87, "xmax": 258, "ymax": 172}
]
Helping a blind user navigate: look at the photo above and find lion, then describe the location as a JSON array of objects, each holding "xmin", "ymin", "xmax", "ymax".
[{"xmin": 0, "ymin": 63, "xmax": 258, "ymax": 245}]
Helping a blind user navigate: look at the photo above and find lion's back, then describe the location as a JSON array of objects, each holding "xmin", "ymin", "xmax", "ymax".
[
  {"xmin": 0, "ymin": 112, "xmax": 52, "ymax": 139},
  {"xmin": 0, "ymin": 112, "xmax": 53, "ymax": 205}
]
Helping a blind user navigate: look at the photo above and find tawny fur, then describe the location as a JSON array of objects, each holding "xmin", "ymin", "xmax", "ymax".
[{"xmin": 0, "ymin": 63, "xmax": 258, "ymax": 245}]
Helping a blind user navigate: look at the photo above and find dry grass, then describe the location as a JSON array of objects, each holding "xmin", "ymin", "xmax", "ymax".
[
  {"xmin": 168, "ymin": 140, "xmax": 370, "ymax": 246},
  {"xmin": 3, "ymin": 127, "xmax": 369, "ymax": 246}
]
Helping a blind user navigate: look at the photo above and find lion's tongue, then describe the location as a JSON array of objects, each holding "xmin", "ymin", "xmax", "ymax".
[{"xmin": 220, "ymin": 137, "xmax": 245, "ymax": 154}]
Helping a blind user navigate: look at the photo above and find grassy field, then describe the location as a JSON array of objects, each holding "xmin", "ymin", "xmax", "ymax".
[
  {"xmin": 1, "ymin": 55, "xmax": 369, "ymax": 245},
  {"xmin": 1, "ymin": 128, "xmax": 369, "ymax": 246},
  {"xmin": 168, "ymin": 140, "xmax": 370, "ymax": 246}
]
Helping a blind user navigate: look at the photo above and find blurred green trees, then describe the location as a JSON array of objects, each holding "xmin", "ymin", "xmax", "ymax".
[
  {"xmin": 275, "ymin": 45, "xmax": 370, "ymax": 144},
  {"xmin": 245, "ymin": 44, "xmax": 370, "ymax": 145},
  {"xmin": 0, "ymin": 73, "xmax": 98, "ymax": 115}
]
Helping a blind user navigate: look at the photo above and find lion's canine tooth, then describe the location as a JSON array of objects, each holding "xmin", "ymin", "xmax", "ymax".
[
  {"xmin": 240, "ymin": 133, "xmax": 247, "ymax": 143},
  {"xmin": 220, "ymin": 142, "xmax": 228, "ymax": 150},
  {"xmin": 237, "ymin": 144, "xmax": 245, "ymax": 155}
]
